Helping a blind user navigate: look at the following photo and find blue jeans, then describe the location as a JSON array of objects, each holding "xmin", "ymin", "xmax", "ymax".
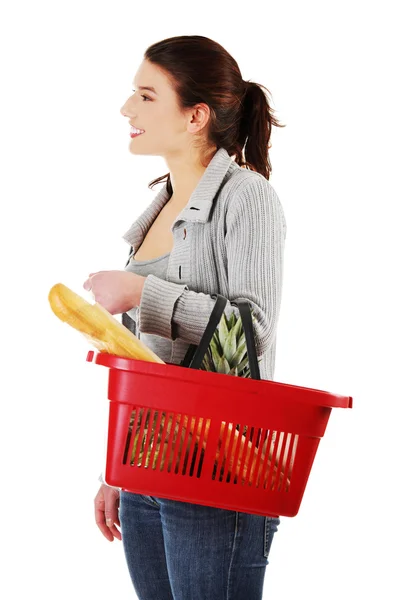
[{"xmin": 119, "ymin": 491, "xmax": 280, "ymax": 600}]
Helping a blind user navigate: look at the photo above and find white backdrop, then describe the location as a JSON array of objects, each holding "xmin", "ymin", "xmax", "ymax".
[{"xmin": 1, "ymin": 1, "xmax": 398, "ymax": 598}]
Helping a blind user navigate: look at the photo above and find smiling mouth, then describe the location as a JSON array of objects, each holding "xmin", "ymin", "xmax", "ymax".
[{"xmin": 130, "ymin": 126, "xmax": 145, "ymax": 138}]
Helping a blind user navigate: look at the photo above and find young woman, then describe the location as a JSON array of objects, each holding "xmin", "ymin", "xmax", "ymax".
[{"xmin": 87, "ymin": 35, "xmax": 287, "ymax": 600}]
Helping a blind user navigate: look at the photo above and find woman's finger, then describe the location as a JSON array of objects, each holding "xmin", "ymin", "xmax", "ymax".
[
  {"xmin": 107, "ymin": 522, "xmax": 122, "ymax": 541},
  {"xmin": 94, "ymin": 496, "xmax": 114, "ymax": 542},
  {"xmin": 95, "ymin": 514, "xmax": 113, "ymax": 541}
]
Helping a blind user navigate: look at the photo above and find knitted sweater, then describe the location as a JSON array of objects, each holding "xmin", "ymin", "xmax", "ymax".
[{"xmin": 122, "ymin": 146, "xmax": 287, "ymax": 381}]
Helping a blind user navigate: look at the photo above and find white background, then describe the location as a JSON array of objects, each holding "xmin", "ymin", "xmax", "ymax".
[{"xmin": 1, "ymin": 1, "xmax": 399, "ymax": 598}]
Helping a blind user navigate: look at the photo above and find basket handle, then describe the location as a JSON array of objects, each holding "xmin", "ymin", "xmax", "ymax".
[
  {"xmin": 181, "ymin": 294, "xmax": 261, "ymax": 380},
  {"xmin": 234, "ymin": 299, "xmax": 261, "ymax": 380}
]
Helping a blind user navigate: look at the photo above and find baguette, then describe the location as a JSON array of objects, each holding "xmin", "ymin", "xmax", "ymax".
[{"xmin": 48, "ymin": 283, "xmax": 165, "ymax": 363}]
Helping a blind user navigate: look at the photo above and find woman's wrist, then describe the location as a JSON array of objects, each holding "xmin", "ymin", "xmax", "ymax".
[
  {"xmin": 136, "ymin": 274, "xmax": 146, "ymax": 306},
  {"xmin": 127, "ymin": 272, "xmax": 146, "ymax": 310},
  {"xmin": 98, "ymin": 472, "xmax": 121, "ymax": 490}
]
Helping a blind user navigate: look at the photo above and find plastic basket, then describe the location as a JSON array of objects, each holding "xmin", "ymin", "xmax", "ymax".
[{"xmin": 87, "ymin": 350, "xmax": 352, "ymax": 518}]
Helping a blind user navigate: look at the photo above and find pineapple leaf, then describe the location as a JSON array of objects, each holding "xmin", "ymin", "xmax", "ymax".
[
  {"xmin": 222, "ymin": 326, "xmax": 237, "ymax": 363},
  {"xmin": 230, "ymin": 340, "xmax": 248, "ymax": 368},
  {"xmin": 212, "ymin": 328, "xmax": 223, "ymax": 349},
  {"xmin": 209, "ymin": 337, "xmax": 220, "ymax": 356},
  {"xmin": 237, "ymin": 356, "xmax": 250, "ymax": 375},
  {"xmin": 210, "ymin": 338, "xmax": 222, "ymax": 370},
  {"xmin": 228, "ymin": 312, "xmax": 236, "ymax": 329},
  {"xmin": 201, "ymin": 350, "xmax": 214, "ymax": 371},
  {"xmin": 217, "ymin": 355, "xmax": 231, "ymax": 374},
  {"xmin": 232, "ymin": 313, "xmax": 244, "ymax": 343},
  {"xmin": 217, "ymin": 313, "xmax": 229, "ymax": 348}
]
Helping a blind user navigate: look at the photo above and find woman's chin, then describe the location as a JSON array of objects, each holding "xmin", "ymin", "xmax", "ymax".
[{"xmin": 128, "ymin": 143, "xmax": 144, "ymax": 154}]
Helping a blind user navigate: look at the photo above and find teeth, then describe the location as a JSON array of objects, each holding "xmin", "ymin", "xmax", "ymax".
[{"xmin": 131, "ymin": 126, "xmax": 144, "ymax": 134}]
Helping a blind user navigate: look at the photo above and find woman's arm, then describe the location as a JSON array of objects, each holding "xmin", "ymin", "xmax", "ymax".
[{"xmin": 137, "ymin": 176, "xmax": 286, "ymax": 357}]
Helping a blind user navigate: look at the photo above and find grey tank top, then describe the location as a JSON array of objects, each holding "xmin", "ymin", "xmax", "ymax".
[{"xmin": 123, "ymin": 251, "xmax": 176, "ymax": 364}]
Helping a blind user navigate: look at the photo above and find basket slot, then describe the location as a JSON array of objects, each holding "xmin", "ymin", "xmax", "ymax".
[
  {"xmin": 289, "ymin": 434, "xmax": 299, "ymax": 487},
  {"xmin": 249, "ymin": 427, "xmax": 269, "ymax": 487},
  {"xmin": 271, "ymin": 432, "xmax": 288, "ymax": 491},
  {"xmin": 146, "ymin": 410, "xmax": 168, "ymax": 469},
  {"xmin": 279, "ymin": 433, "xmax": 298, "ymax": 492},
  {"xmin": 242, "ymin": 426, "xmax": 262, "ymax": 486},
  {"xmin": 141, "ymin": 409, "xmax": 157, "ymax": 467},
  {"xmin": 147, "ymin": 410, "xmax": 164, "ymax": 469},
  {"xmin": 263, "ymin": 431, "xmax": 280, "ymax": 490},
  {"xmin": 176, "ymin": 416, "xmax": 191, "ymax": 475},
  {"xmin": 126, "ymin": 408, "xmax": 151, "ymax": 467},
  {"xmin": 175, "ymin": 414, "xmax": 200, "ymax": 474},
  {"xmin": 193, "ymin": 417, "xmax": 210, "ymax": 478},
  {"xmin": 222, "ymin": 423, "xmax": 237, "ymax": 483},
  {"xmin": 123, "ymin": 407, "xmax": 143, "ymax": 466},
  {"xmin": 123, "ymin": 409, "xmax": 135, "ymax": 465},
  {"xmin": 182, "ymin": 415, "xmax": 200, "ymax": 476},
  {"xmin": 183, "ymin": 415, "xmax": 200, "ymax": 476},
  {"xmin": 257, "ymin": 430, "xmax": 275, "ymax": 487},
  {"xmin": 179, "ymin": 415, "xmax": 195, "ymax": 476},
  {"xmin": 213, "ymin": 421, "xmax": 229, "ymax": 482},
  {"xmin": 154, "ymin": 411, "xmax": 174, "ymax": 471},
  {"xmin": 170, "ymin": 415, "xmax": 187, "ymax": 474},
  {"xmin": 235, "ymin": 425, "xmax": 252, "ymax": 485},
  {"xmin": 228, "ymin": 422, "xmax": 247, "ymax": 484},
  {"xmin": 163, "ymin": 412, "xmax": 179, "ymax": 472}
]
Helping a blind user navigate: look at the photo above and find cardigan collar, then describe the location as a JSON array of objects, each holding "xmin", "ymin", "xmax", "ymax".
[{"xmin": 122, "ymin": 146, "xmax": 236, "ymax": 250}]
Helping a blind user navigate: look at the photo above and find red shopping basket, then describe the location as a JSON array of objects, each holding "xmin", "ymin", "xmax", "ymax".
[
  {"xmin": 87, "ymin": 295, "xmax": 352, "ymax": 518},
  {"xmin": 87, "ymin": 352, "xmax": 352, "ymax": 518}
]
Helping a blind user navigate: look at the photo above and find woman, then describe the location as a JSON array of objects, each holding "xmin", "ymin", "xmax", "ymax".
[{"xmin": 87, "ymin": 35, "xmax": 287, "ymax": 600}]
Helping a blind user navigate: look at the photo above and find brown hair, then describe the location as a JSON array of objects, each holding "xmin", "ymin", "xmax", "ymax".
[{"xmin": 143, "ymin": 35, "xmax": 285, "ymax": 192}]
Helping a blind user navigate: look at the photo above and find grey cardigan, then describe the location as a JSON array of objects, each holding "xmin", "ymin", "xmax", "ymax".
[{"xmin": 122, "ymin": 146, "xmax": 287, "ymax": 382}]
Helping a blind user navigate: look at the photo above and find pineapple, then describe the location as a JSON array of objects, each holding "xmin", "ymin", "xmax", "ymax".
[{"xmin": 199, "ymin": 310, "xmax": 260, "ymax": 377}]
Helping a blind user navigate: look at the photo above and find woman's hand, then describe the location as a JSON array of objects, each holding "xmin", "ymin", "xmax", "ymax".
[
  {"xmin": 83, "ymin": 270, "xmax": 146, "ymax": 315},
  {"xmin": 94, "ymin": 484, "xmax": 122, "ymax": 542}
]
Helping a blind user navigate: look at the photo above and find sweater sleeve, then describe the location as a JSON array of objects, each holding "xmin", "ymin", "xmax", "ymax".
[{"xmin": 137, "ymin": 176, "xmax": 286, "ymax": 357}]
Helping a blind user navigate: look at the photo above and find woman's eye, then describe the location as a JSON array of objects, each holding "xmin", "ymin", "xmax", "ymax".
[{"xmin": 131, "ymin": 89, "xmax": 150, "ymax": 101}]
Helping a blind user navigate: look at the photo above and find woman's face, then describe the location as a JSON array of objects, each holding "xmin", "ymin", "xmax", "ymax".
[{"xmin": 120, "ymin": 59, "xmax": 199, "ymax": 158}]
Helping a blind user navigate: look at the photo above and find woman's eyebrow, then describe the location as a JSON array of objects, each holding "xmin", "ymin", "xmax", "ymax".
[{"xmin": 132, "ymin": 82, "xmax": 157, "ymax": 94}]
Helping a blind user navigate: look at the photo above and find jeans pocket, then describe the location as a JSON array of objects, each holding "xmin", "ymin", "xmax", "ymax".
[
  {"xmin": 140, "ymin": 495, "xmax": 160, "ymax": 508},
  {"xmin": 263, "ymin": 516, "xmax": 280, "ymax": 559}
]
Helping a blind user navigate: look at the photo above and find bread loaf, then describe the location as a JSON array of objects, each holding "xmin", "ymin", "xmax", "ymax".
[{"xmin": 48, "ymin": 283, "xmax": 165, "ymax": 364}]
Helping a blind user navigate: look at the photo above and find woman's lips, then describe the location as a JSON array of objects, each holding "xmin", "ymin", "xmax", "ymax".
[{"xmin": 130, "ymin": 132, "xmax": 144, "ymax": 138}]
